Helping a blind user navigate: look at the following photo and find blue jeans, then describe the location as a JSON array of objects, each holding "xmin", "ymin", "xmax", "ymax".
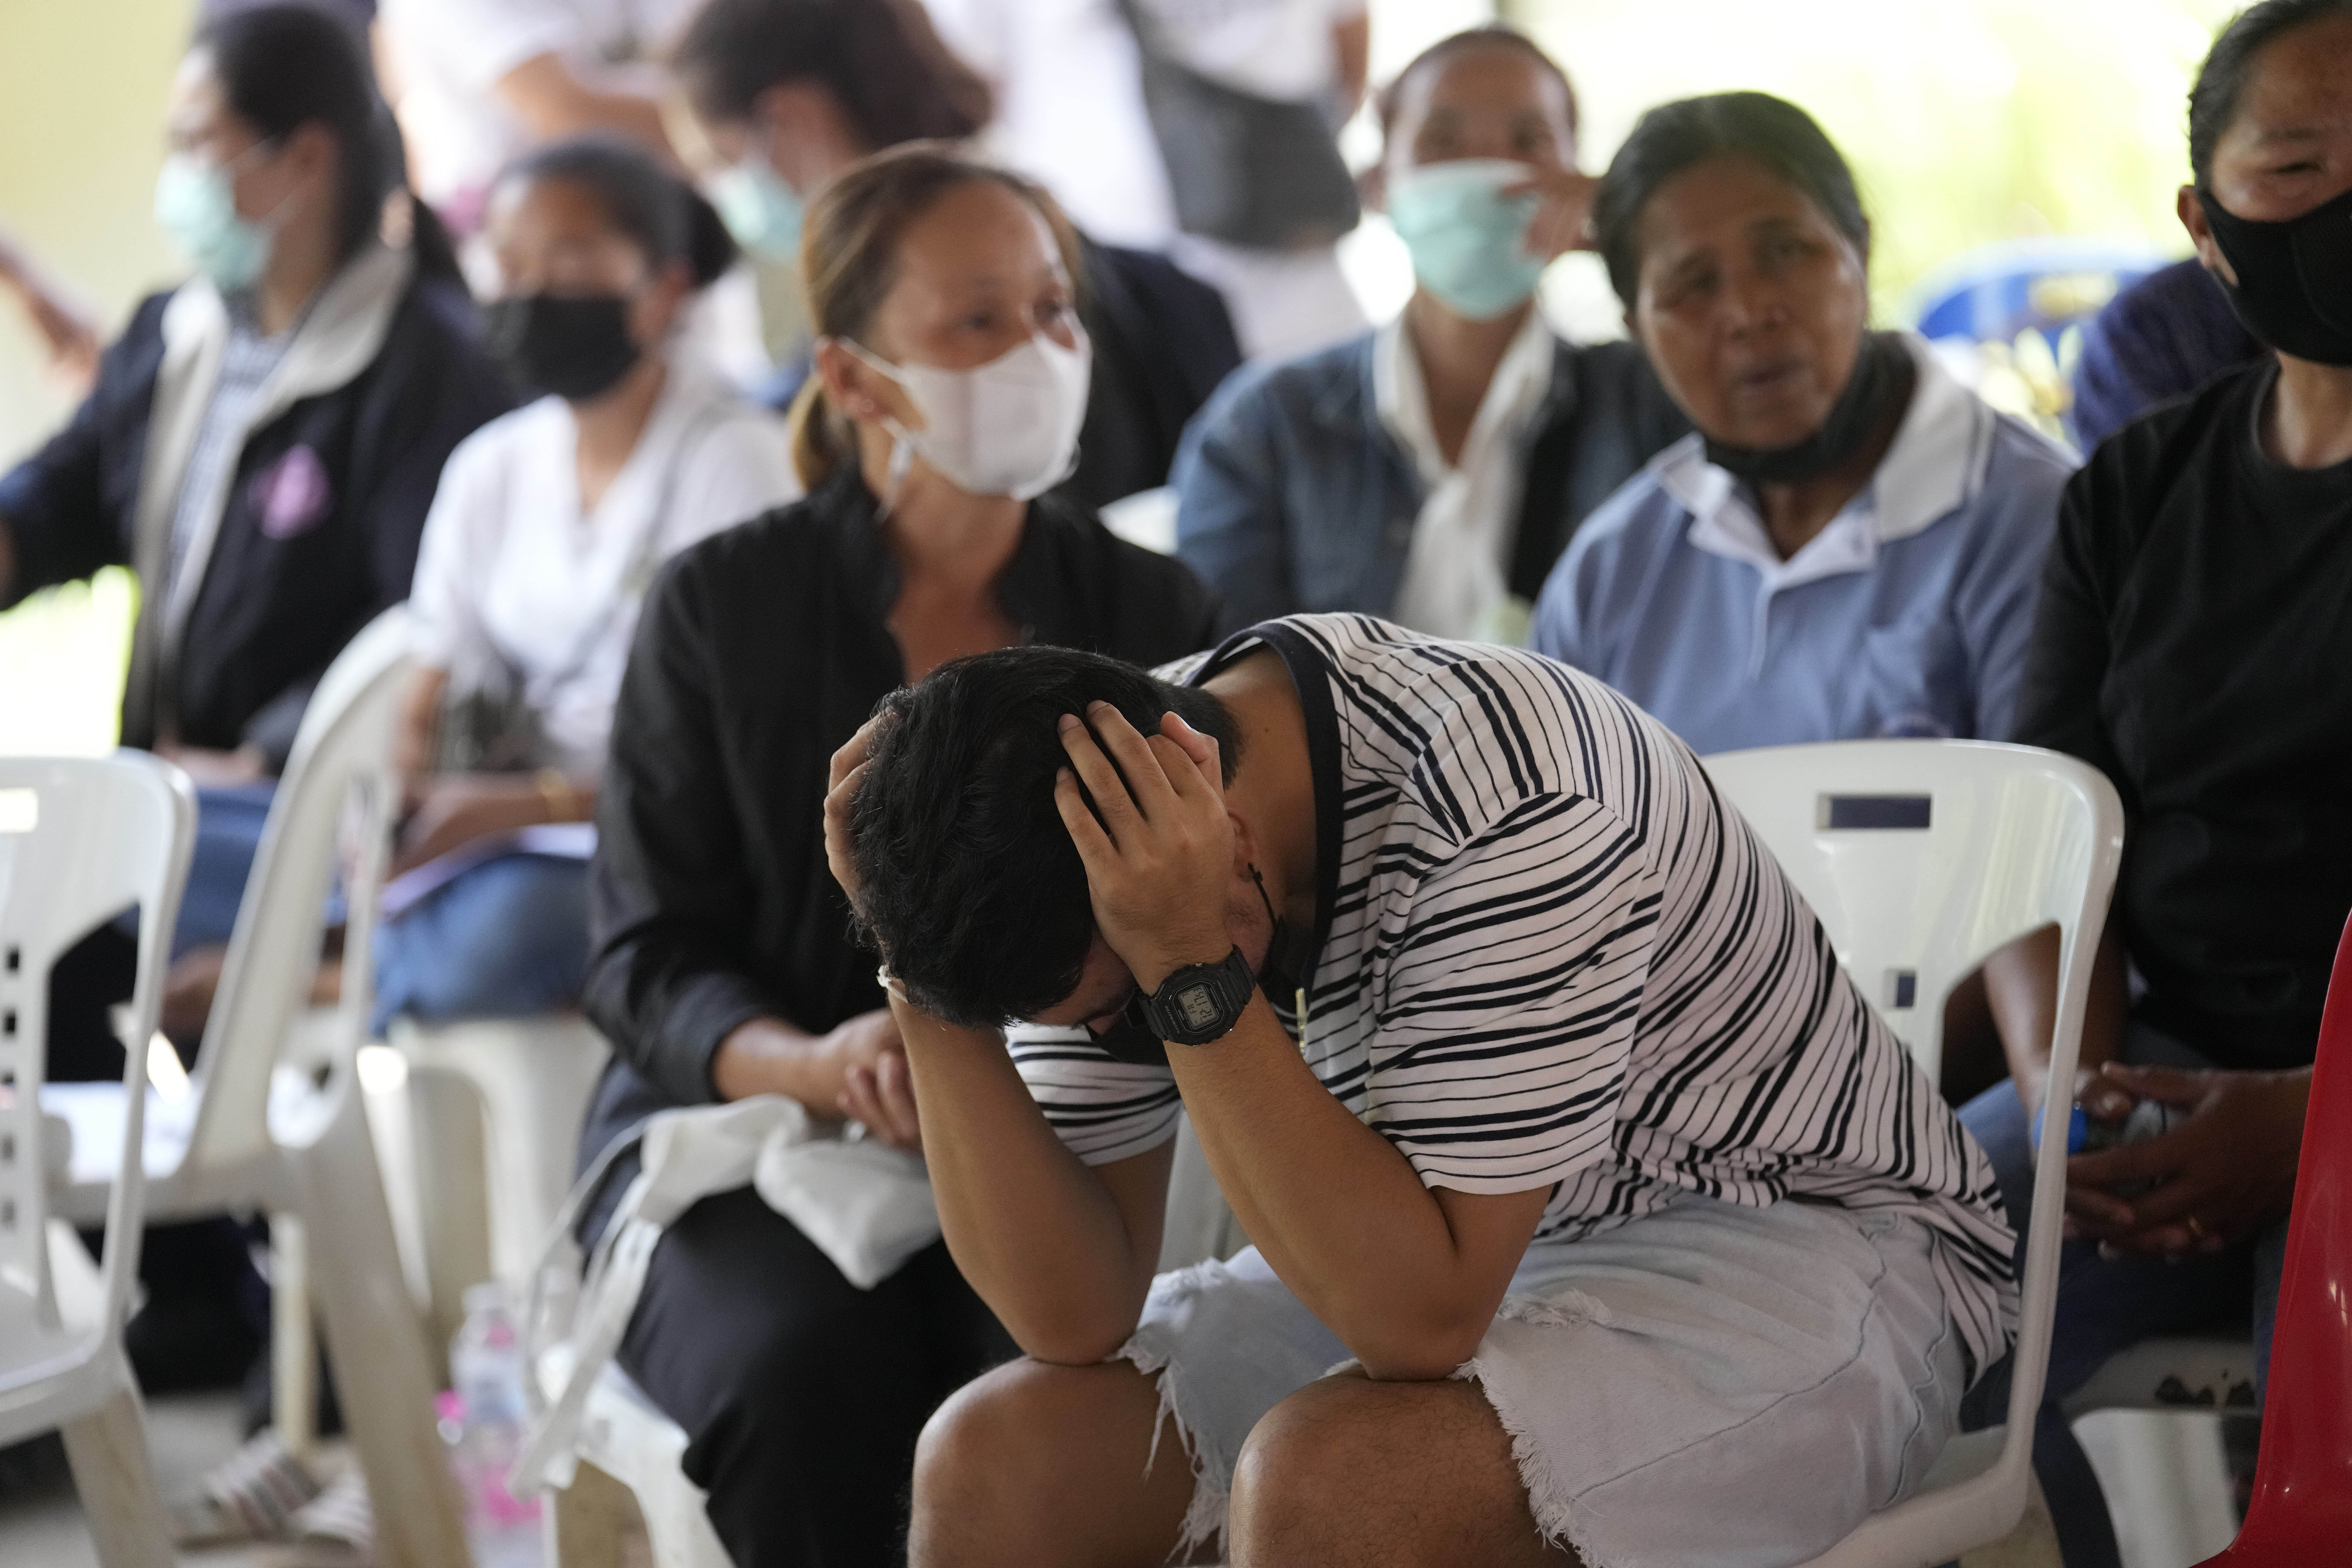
[
  {"xmin": 179, "ymin": 782, "xmax": 277, "ymax": 955},
  {"xmin": 371, "ymin": 852, "xmax": 590, "ymax": 1033},
  {"xmin": 1957, "ymin": 1023, "xmax": 2288, "ymax": 1568}
]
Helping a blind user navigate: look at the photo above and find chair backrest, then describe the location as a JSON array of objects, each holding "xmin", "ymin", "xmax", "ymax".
[
  {"xmin": 0, "ymin": 754, "xmax": 194, "ymax": 1338},
  {"xmin": 2209, "ymin": 912, "xmax": 2352, "ymax": 1559},
  {"xmin": 1702, "ymin": 740, "xmax": 2116, "ymax": 1083},
  {"xmin": 1703, "ymin": 741, "xmax": 2123, "ymax": 1566},
  {"xmin": 182, "ymin": 608, "xmax": 410, "ymax": 1176}
]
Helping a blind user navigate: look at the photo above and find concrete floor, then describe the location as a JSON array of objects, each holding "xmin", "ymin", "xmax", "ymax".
[
  {"xmin": 0, "ymin": 1388, "xmax": 418, "ymax": 1568},
  {"xmin": 0, "ymin": 1390, "xmax": 367, "ymax": 1568}
]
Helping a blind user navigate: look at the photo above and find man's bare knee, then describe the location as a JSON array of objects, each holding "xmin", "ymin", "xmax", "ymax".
[
  {"xmin": 1228, "ymin": 1378, "xmax": 1364, "ymax": 1556},
  {"xmin": 911, "ymin": 1359, "xmax": 1080, "ymax": 1553},
  {"xmin": 911, "ymin": 1356, "xmax": 1185, "ymax": 1568},
  {"xmin": 1229, "ymin": 1376, "xmax": 1576, "ymax": 1568}
]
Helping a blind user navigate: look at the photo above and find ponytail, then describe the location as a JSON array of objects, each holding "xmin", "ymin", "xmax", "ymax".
[{"xmin": 786, "ymin": 374, "xmax": 857, "ymax": 493}]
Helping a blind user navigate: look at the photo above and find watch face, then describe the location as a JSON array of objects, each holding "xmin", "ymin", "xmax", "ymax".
[{"xmin": 1176, "ymin": 982, "xmax": 1221, "ymax": 1032}]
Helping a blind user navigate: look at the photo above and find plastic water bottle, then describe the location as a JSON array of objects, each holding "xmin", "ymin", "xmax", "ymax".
[
  {"xmin": 2036, "ymin": 1094, "xmax": 2191, "ymax": 1198},
  {"xmin": 446, "ymin": 1282, "xmax": 543, "ymax": 1568}
]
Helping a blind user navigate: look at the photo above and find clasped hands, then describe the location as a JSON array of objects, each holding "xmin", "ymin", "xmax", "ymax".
[{"xmin": 2059, "ymin": 1061, "xmax": 2309, "ymax": 1259}]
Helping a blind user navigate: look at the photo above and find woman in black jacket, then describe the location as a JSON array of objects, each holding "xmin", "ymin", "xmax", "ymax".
[
  {"xmin": 669, "ymin": 0, "xmax": 1243, "ymax": 509},
  {"xmin": 0, "ymin": 4, "xmax": 509, "ymax": 1388},
  {"xmin": 577, "ymin": 146, "xmax": 1218, "ymax": 1566}
]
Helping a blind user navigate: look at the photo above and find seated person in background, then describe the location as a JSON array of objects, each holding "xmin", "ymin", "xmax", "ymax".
[
  {"xmin": 1532, "ymin": 93, "xmax": 2073, "ymax": 756},
  {"xmin": 670, "ymin": 0, "xmax": 1242, "ymax": 508},
  {"xmin": 1172, "ymin": 26, "xmax": 1686, "ymax": 642},
  {"xmin": 2067, "ymin": 257, "xmax": 2260, "ymax": 452},
  {"xmin": 575, "ymin": 145, "xmax": 1218, "ymax": 1566},
  {"xmin": 1963, "ymin": 5, "xmax": 2352, "ymax": 1564},
  {"xmin": 379, "ymin": 136, "xmax": 798, "ymax": 1030},
  {"xmin": 829, "ymin": 614, "xmax": 2014, "ymax": 1568},
  {"xmin": 0, "ymin": 2, "xmax": 509, "ymax": 1388}
]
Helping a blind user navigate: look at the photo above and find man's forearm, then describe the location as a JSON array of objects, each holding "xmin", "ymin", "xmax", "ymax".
[
  {"xmin": 1984, "ymin": 919, "xmax": 2130, "ymax": 1110},
  {"xmin": 893, "ymin": 998, "xmax": 1168, "ymax": 1363},
  {"xmin": 1167, "ymin": 997, "xmax": 1534, "ymax": 1380}
]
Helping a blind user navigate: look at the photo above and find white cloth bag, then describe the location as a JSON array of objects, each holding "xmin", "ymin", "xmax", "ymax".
[{"xmin": 514, "ymin": 1094, "xmax": 939, "ymax": 1491}]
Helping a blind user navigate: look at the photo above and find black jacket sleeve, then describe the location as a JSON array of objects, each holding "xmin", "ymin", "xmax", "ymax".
[
  {"xmin": 0, "ymin": 297, "xmax": 168, "ymax": 608},
  {"xmin": 583, "ymin": 552, "xmax": 788, "ymax": 1106}
]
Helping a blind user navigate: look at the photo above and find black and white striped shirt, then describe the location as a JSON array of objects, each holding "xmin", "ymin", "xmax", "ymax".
[{"xmin": 1014, "ymin": 615, "xmax": 2016, "ymax": 1373}]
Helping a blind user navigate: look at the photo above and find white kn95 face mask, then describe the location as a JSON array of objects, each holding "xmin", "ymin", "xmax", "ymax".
[{"xmin": 842, "ymin": 327, "xmax": 1092, "ymax": 501}]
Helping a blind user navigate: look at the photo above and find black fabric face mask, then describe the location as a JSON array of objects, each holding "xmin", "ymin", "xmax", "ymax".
[
  {"xmin": 1704, "ymin": 330, "xmax": 1916, "ymax": 486},
  {"xmin": 2197, "ymin": 185, "xmax": 2352, "ymax": 367},
  {"xmin": 484, "ymin": 292, "xmax": 644, "ymax": 401}
]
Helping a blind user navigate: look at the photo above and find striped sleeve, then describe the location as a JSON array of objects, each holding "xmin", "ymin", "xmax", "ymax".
[
  {"xmin": 1005, "ymin": 1025, "xmax": 1183, "ymax": 1165},
  {"xmin": 1363, "ymin": 790, "xmax": 1662, "ymax": 1194}
]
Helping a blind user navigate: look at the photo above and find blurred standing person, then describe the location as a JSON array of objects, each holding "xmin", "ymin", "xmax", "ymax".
[
  {"xmin": 572, "ymin": 145, "xmax": 1218, "ymax": 1564},
  {"xmin": 0, "ymin": 3, "xmax": 508, "ymax": 1389},
  {"xmin": 375, "ymin": 0, "xmax": 694, "ymax": 233},
  {"xmin": 379, "ymin": 136, "xmax": 796, "ymax": 1029},
  {"xmin": 1533, "ymin": 92, "xmax": 2072, "ymax": 753},
  {"xmin": 1174, "ymin": 27, "xmax": 1685, "ymax": 641},
  {"xmin": 670, "ymin": 0, "xmax": 1242, "ymax": 508},
  {"xmin": 923, "ymin": 0, "xmax": 1370, "ymax": 362}
]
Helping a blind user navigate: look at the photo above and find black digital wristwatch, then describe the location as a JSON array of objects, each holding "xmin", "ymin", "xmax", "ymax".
[{"xmin": 1137, "ymin": 946, "xmax": 1257, "ymax": 1046}]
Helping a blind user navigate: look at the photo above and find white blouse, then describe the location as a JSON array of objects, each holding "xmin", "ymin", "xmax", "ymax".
[{"xmin": 408, "ymin": 355, "xmax": 799, "ymax": 772}]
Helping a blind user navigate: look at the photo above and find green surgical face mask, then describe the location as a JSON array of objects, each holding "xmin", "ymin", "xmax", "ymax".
[
  {"xmin": 709, "ymin": 153, "xmax": 805, "ymax": 263},
  {"xmin": 154, "ymin": 147, "xmax": 277, "ymax": 294},
  {"xmin": 1385, "ymin": 158, "xmax": 1547, "ymax": 321}
]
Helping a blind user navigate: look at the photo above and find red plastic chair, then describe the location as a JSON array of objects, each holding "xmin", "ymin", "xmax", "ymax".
[{"xmin": 2193, "ymin": 911, "xmax": 2352, "ymax": 1563}]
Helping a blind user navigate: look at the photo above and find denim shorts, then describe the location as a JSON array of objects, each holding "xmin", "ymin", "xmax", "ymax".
[{"xmin": 1119, "ymin": 1195, "xmax": 1965, "ymax": 1568}]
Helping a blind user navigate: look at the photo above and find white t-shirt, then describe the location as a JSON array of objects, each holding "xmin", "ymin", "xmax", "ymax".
[
  {"xmin": 380, "ymin": 0, "xmax": 700, "ymax": 211},
  {"xmin": 408, "ymin": 356, "xmax": 799, "ymax": 771},
  {"xmin": 1376, "ymin": 306, "xmax": 1557, "ymax": 644}
]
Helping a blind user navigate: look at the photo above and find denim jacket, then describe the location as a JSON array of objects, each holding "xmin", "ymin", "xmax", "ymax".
[{"xmin": 1171, "ymin": 327, "xmax": 1687, "ymax": 634}]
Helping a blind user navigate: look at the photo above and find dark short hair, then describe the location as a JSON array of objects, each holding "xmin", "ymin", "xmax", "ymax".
[
  {"xmin": 849, "ymin": 648, "xmax": 1242, "ymax": 1028},
  {"xmin": 1377, "ymin": 24, "xmax": 1578, "ymax": 142},
  {"xmin": 2189, "ymin": 0, "xmax": 2352, "ymax": 184},
  {"xmin": 672, "ymin": 0, "xmax": 991, "ymax": 151},
  {"xmin": 495, "ymin": 134, "xmax": 739, "ymax": 289},
  {"xmin": 1592, "ymin": 91, "xmax": 1868, "ymax": 307}
]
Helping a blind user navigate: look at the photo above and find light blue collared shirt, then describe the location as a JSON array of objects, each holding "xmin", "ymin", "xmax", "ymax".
[{"xmin": 1532, "ymin": 335, "xmax": 2076, "ymax": 755}]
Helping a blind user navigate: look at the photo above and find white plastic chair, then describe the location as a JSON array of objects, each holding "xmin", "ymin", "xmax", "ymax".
[
  {"xmin": 541, "ymin": 1108, "xmax": 1242, "ymax": 1568},
  {"xmin": 1700, "ymin": 740, "xmax": 2123, "ymax": 1568},
  {"xmin": 40, "ymin": 609, "xmax": 472, "ymax": 1568},
  {"xmin": 0, "ymin": 753, "xmax": 194, "ymax": 1568},
  {"xmin": 388, "ymin": 1014, "xmax": 610, "ymax": 1341}
]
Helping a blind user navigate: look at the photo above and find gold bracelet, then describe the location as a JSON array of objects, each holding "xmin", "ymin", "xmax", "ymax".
[{"xmin": 534, "ymin": 768, "xmax": 578, "ymax": 820}]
